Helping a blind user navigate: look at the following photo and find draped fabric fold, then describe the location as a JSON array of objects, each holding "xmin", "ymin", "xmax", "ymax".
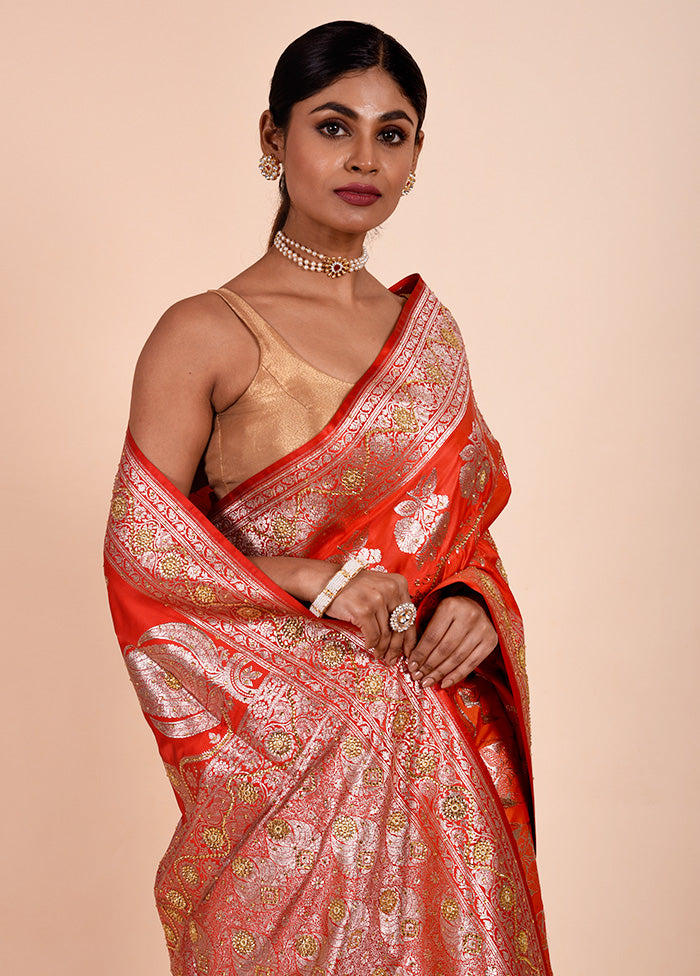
[{"xmin": 105, "ymin": 276, "xmax": 552, "ymax": 975}]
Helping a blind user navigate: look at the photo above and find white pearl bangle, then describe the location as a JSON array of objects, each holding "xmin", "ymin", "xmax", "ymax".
[{"xmin": 309, "ymin": 558, "xmax": 366, "ymax": 617}]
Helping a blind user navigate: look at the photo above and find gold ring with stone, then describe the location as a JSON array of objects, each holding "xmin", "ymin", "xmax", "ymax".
[{"xmin": 389, "ymin": 602, "xmax": 417, "ymax": 633}]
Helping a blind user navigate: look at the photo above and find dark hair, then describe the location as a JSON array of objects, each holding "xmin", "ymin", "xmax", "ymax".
[{"xmin": 266, "ymin": 21, "xmax": 427, "ymax": 245}]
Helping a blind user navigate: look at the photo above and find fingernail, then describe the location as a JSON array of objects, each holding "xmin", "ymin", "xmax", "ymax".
[
  {"xmin": 441, "ymin": 679, "xmax": 453, "ymax": 689},
  {"xmin": 422, "ymin": 677, "xmax": 434, "ymax": 689}
]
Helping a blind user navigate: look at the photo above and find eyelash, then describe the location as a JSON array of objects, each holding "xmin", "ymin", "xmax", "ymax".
[{"xmin": 316, "ymin": 120, "xmax": 408, "ymax": 145}]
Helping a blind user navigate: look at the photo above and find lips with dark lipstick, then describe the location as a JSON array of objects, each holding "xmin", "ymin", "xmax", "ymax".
[{"xmin": 334, "ymin": 184, "xmax": 383, "ymax": 206}]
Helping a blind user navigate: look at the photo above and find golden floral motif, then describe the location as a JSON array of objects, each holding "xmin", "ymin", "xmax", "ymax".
[
  {"xmin": 163, "ymin": 672, "xmax": 182, "ymax": 689},
  {"xmin": 357, "ymin": 850, "xmax": 375, "ymax": 869},
  {"xmin": 517, "ymin": 931, "xmax": 529, "ymax": 956},
  {"xmin": 342, "ymin": 735, "xmax": 364, "ymax": 760},
  {"xmin": 391, "ymin": 706, "xmax": 414, "ymax": 735},
  {"xmin": 401, "ymin": 918, "xmax": 419, "ymax": 939},
  {"xmin": 440, "ymin": 323, "xmax": 461, "ymax": 347},
  {"xmin": 180, "ymin": 863, "xmax": 199, "ymax": 885},
  {"xmin": 441, "ymin": 897, "xmax": 459, "ymax": 921},
  {"xmin": 332, "ymin": 815, "xmax": 358, "ymax": 840},
  {"xmin": 272, "ymin": 514, "xmax": 295, "ymax": 545},
  {"xmin": 379, "ymin": 889, "xmax": 399, "ymax": 914},
  {"xmin": 166, "ymin": 889, "xmax": 187, "ymax": 910},
  {"xmin": 189, "ymin": 920, "xmax": 199, "ymax": 943},
  {"xmin": 159, "ymin": 551, "xmax": 184, "ymax": 579},
  {"xmin": 231, "ymin": 856, "xmax": 253, "ymax": 878},
  {"xmin": 499, "ymin": 883, "xmax": 515, "ymax": 910},
  {"xmin": 193, "ymin": 583, "xmax": 216, "ymax": 605},
  {"xmin": 320, "ymin": 640, "xmax": 347, "ymax": 668},
  {"xmin": 132, "ymin": 526, "xmax": 154, "ymax": 553},
  {"xmin": 386, "ymin": 810, "xmax": 407, "ymax": 834},
  {"xmin": 266, "ymin": 730, "xmax": 294, "ymax": 758},
  {"xmin": 231, "ymin": 930, "xmax": 256, "ymax": 956},
  {"xmin": 328, "ymin": 898, "xmax": 346, "ymax": 923},
  {"xmin": 410, "ymin": 841, "xmax": 427, "ymax": 860},
  {"xmin": 411, "ymin": 753, "xmax": 437, "ymax": 777},
  {"xmin": 295, "ymin": 934, "xmax": 319, "ymax": 957},
  {"xmin": 110, "ymin": 490, "xmax": 130, "ymax": 520},
  {"xmin": 253, "ymin": 968, "xmax": 272, "ymax": 976},
  {"xmin": 237, "ymin": 782, "xmax": 259, "ymax": 804},
  {"xmin": 424, "ymin": 363, "xmax": 446, "ymax": 384},
  {"xmin": 197, "ymin": 953, "xmax": 209, "ymax": 974},
  {"xmin": 363, "ymin": 767, "xmax": 383, "ymax": 787},
  {"xmin": 277, "ymin": 617, "xmax": 304, "ymax": 647},
  {"xmin": 347, "ymin": 929, "xmax": 363, "ymax": 950},
  {"xmin": 359, "ymin": 674, "xmax": 383, "ymax": 700},
  {"xmin": 341, "ymin": 467, "xmax": 365, "ymax": 492},
  {"xmin": 202, "ymin": 827, "xmax": 227, "ymax": 851},
  {"xmin": 266, "ymin": 818, "xmax": 291, "ymax": 841},
  {"xmin": 392, "ymin": 404, "xmax": 419, "ymax": 432},
  {"xmin": 163, "ymin": 923, "xmax": 177, "ymax": 947},
  {"xmin": 472, "ymin": 839, "xmax": 493, "ymax": 864},
  {"xmin": 441, "ymin": 792, "xmax": 469, "ymax": 822}
]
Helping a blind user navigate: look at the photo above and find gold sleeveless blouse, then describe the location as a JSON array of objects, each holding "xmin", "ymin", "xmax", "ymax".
[{"xmin": 204, "ymin": 288, "xmax": 353, "ymax": 499}]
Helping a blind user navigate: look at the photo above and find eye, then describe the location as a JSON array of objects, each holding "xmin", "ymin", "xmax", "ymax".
[
  {"xmin": 317, "ymin": 120, "xmax": 348, "ymax": 138},
  {"xmin": 378, "ymin": 127, "xmax": 407, "ymax": 145}
]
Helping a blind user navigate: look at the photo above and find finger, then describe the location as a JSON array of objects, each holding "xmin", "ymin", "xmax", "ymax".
[
  {"xmin": 355, "ymin": 606, "xmax": 383, "ymax": 655},
  {"xmin": 439, "ymin": 637, "xmax": 498, "ymax": 688},
  {"xmin": 400, "ymin": 624, "xmax": 417, "ymax": 658},
  {"xmin": 411, "ymin": 620, "xmax": 464, "ymax": 679},
  {"xmin": 419, "ymin": 632, "xmax": 480, "ymax": 686},
  {"xmin": 383, "ymin": 631, "xmax": 406, "ymax": 667},
  {"xmin": 424, "ymin": 636, "xmax": 495, "ymax": 689},
  {"xmin": 371, "ymin": 608, "xmax": 393, "ymax": 659},
  {"xmin": 410, "ymin": 605, "xmax": 452, "ymax": 667}
]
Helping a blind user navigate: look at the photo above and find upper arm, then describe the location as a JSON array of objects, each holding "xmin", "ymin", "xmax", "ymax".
[{"xmin": 128, "ymin": 293, "xmax": 255, "ymax": 496}]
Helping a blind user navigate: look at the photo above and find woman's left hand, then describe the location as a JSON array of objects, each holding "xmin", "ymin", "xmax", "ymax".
[{"xmin": 406, "ymin": 594, "xmax": 498, "ymax": 690}]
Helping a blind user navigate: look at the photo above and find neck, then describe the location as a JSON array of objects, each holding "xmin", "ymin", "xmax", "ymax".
[{"xmin": 281, "ymin": 215, "xmax": 368, "ymax": 260}]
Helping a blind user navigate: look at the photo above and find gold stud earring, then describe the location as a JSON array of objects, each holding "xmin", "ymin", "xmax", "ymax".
[
  {"xmin": 259, "ymin": 154, "xmax": 281, "ymax": 180},
  {"xmin": 402, "ymin": 171, "xmax": 417, "ymax": 196}
]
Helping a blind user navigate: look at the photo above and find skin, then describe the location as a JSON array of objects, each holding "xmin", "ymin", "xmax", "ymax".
[{"xmin": 129, "ymin": 66, "xmax": 497, "ymax": 689}]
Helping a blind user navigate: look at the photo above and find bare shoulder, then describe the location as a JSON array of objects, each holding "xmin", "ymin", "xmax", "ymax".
[
  {"xmin": 139, "ymin": 290, "xmax": 249, "ymax": 363},
  {"xmin": 128, "ymin": 289, "xmax": 259, "ymax": 493},
  {"xmin": 134, "ymin": 289, "xmax": 259, "ymax": 401}
]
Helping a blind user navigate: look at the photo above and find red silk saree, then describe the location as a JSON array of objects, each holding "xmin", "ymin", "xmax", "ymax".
[{"xmin": 104, "ymin": 275, "xmax": 552, "ymax": 976}]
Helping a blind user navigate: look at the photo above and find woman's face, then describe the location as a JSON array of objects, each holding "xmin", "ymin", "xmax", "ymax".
[{"xmin": 265, "ymin": 66, "xmax": 423, "ymax": 243}]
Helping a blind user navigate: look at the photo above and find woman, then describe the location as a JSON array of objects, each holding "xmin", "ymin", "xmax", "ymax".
[{"xmin": 105, "ymin": 21, "xmax": 553, "ymax": 976}]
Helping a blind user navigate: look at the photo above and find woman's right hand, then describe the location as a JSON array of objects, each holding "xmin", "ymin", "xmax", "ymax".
[
  {"xmin": 324, "ymin": 569, "xmax": 416, "ymax": 665},
  {"xmin": 249, "ymin": 557, "xmax": 416, "ymax": 665}
]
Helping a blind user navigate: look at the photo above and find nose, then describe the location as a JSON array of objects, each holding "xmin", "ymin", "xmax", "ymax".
[{"xmin": 346, "ymin": 134, "xmax": 378, "ymax": 174}]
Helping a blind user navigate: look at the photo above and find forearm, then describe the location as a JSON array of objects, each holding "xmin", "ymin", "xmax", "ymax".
[{"xmin": 248, "ymin": 555, "xmax": 336, "ymax": 604}]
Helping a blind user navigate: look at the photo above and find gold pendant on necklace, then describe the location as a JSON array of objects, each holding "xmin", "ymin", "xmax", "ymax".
[{"xmin": 324, "ymin": 257, "xmax": 351, "ymax": 278}]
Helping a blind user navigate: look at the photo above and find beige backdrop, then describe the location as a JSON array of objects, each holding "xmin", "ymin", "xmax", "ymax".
[{"xmin": 2, "ymin": 1, "xmax": 698, "ymax": 974}]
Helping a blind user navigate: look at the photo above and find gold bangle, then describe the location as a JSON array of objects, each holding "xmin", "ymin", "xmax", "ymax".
[{"xmin": 309, "ymin": 557, "xmax": 366, "ymax": 617}]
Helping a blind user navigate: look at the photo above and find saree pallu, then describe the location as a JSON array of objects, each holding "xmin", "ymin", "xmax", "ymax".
[{"xmin": 105, "ymin": 276, "xmax": 552, "ymax": 976}]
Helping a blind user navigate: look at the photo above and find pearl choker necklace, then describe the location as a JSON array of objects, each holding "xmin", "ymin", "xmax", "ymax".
[{"xmin": 273, "ymin": 230, "xmax": 369, "ymax": 278}]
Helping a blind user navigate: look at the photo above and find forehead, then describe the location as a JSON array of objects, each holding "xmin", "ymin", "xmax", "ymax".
[{"xmin": 293, "ymin": 66, "xmax": 418, "ymax": 123}]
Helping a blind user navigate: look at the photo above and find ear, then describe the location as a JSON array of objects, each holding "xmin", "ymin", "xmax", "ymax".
[
  {"xmin": 411, "ymin": 130, "xmax": 425, "ymax": 170},
  {"xmin": 259, "ymin": 110, "xmax": 285, "ymax": 160}
]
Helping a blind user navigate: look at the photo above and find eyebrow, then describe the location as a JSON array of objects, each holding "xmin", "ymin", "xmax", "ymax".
[{"xmin": 309, "ymin": 101, "xmax": 415, "ymax": 126}]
